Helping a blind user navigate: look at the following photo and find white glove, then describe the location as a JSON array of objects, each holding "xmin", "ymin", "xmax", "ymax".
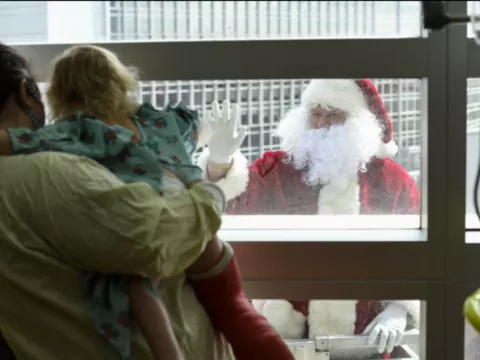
[
  {"xmin": 362, "ymin": 303, "xmax": 407, "ymax": 354},
  {"xmin": 207, "ymin": 100, "xmax": 247, "ymax": 165}
]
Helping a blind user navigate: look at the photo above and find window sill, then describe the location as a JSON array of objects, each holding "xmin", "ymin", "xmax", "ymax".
[{"xmin": 218, "ymin": 215, "xmax": 424, "ymax": 242}]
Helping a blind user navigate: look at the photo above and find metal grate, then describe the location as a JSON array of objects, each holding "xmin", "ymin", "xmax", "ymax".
[{"xmin": 136, "ymin": 79, "xmax": 422, "ymax": 172}]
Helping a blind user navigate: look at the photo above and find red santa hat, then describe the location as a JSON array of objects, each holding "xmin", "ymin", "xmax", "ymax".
[{"xmin": 301, "ymin": 79, "xmax": 398, "ymax": 159}]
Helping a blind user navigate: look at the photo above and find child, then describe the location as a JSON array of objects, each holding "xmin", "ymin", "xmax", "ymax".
[{"xmin": 0, "ymin": 45, "xmax": 294, "ymax": 360}]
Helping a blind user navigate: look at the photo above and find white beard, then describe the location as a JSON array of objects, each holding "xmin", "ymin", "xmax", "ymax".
[
  {"xmin": 275, "ymin": 107, "xmax": 383, "ymax": 215},
  {"xmin": 276, "ymin": 107, "xmax": 383, "ymax": 187}
]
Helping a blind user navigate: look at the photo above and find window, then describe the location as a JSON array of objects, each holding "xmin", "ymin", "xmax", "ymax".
[{"xmin": 0, "ymin": 1, "xmax": 422, "ymax": 45}]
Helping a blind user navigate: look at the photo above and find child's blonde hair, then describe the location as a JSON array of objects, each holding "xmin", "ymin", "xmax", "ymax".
[{"xmin": 46, "ymin": 45, "xmax": 138, "ymax": 121}]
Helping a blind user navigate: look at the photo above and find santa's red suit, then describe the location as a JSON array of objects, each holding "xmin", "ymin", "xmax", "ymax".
[{"xmin": 198, "ymin": 79, "xmax": 421, "ymax": 354}]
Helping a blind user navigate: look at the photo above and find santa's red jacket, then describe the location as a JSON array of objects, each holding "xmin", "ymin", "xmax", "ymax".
[{"xmin": 197, "ymin": 148, "xmax": 421, "ymax": 339}]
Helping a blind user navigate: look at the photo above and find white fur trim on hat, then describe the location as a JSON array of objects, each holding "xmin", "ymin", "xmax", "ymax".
[
  {"xmin": 301, "ymin": 79, "xmax": 368, "ymax": 114},
  {"xmin": 196, "ymin": 148, "xmax": 249, "ymax": 201},
  {"xmin": 375, "ymin": 140, "xmax": 398, "ymax": 159}
]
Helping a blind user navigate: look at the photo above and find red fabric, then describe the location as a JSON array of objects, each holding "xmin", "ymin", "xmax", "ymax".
[
  {"xmin": 354, "ymin": 301, "xmax": 384, "ymax": 335},
  {"xmin": 226, "ymin": 149, "xmax": 420, "ymax": 340},
  {"xmin": 226, "ymin": 150, "xmax": 420, "ymax": 216},
  {"xmin": 291, "ymin": 301, "xmax": 309, "ymax": 318},
  {"xmin": 190, "ymin": 256, "xmax": 294, "ymax": 360},
  {"xmin": 355, "ymin": 79, "xmax": 394, "ymax": 144}
]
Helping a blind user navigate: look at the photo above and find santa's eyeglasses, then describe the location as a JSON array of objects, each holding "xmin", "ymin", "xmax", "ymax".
[{"xmin": 310, "ymin": 107, "xmax": 347, "ymax": 126}]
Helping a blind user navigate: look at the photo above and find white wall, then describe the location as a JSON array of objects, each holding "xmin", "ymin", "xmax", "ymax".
[
  {"xmin": 0, "ymin": 1, "xmax": 48, "ymax": 44},
  {"xmin": 46, "ymin": 1, "xmax": 106, "ymax": 43}
]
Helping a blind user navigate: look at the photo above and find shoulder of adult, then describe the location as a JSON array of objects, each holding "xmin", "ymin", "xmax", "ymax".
[{"xmin": 25, "ymin": 152, "xmax": 125, "ymax": 190}]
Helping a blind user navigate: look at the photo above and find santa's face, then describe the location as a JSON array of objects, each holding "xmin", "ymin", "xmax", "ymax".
[
  {"xmin": 309, "ymin": 105, "xmax": 347, "ymax": 129},
  {"xmin": 275, "ymin": 105, "xmax": 382, "ymax": 187}
]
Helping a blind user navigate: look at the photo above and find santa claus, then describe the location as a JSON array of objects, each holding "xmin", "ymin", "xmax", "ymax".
[{"xmin": 197, "ymin": 79, "xmax": 421, "ymax": 357}]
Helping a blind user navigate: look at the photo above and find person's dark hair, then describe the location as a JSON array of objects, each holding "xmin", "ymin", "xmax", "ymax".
[{"xmin": 0, "ymin": 43, "xmax": 38, "ymax": 112}]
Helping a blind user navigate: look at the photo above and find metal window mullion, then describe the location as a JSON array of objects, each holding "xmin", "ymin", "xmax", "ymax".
[
  {"xmin": 444, "ymin": 3, "xmax": 469, "ymax": 360},
  {"xmin": 16, "ymin": 39, "xmax": 428, "ymax": 81},
  {"xmin": 423, "ymin": 18, "xmax": 448, "ymax": 252},
  {"xmin": 444, "ymin": 1, "xmax": 468, "ymax": 281}
]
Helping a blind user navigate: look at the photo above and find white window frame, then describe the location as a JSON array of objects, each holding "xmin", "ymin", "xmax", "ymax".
[{"xmin": 10, "ymin": 2, "xmax": 474, "ymax": 359}]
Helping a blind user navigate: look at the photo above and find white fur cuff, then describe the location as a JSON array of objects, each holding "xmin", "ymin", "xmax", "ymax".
[
  {"xmin": 375, "ymin": 140, "xmax": 398, "ymax": 159},
  {"xmin": 196, "ymin": 148, "xmax": 249, "ymax": 201}
]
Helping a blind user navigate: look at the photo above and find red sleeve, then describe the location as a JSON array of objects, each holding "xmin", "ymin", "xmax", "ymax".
[
  {"xmin": 382, "ymin": 159, "xmax": 421, "ymax": 215},
  {"xmin": 396, "ymin": 172, "xmax": 420, "ymax": 214},
  {"xmin": 226, "ymin": 151, "xmax": 287, "ymax": 215}
]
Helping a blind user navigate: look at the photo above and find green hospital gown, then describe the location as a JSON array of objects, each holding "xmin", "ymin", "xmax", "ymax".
[{"xmin": 6, "ymin": 102, "xmax": 204, "ymax": 359}]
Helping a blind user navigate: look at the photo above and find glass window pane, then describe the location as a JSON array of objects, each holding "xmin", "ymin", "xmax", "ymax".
[
  {"xmin": 466, "ymin": 78, "xmax": 480, "ymax": 229},
  {"xmin": 1, "ymin": 1, "xmax": 422, "ymax": 44},
  {"xmin": 466, "ymin": 320, "xmax": 480, "ymax": 360},
  {"xmin": 39, "ymin": 78, "xmax": 424, "ymax": 230},
  {"xmin": 469, "ymin": 1, "xmax": 479, "ymax": 39},
  {"xmin": 251, "ymin": 298, "xmax": 423, "ymax": 359}
]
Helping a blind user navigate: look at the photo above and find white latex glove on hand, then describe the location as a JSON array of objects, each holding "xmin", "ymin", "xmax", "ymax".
[
  {"xmin": 362, "ymin": 303, "xmax": 407, "ymax": 354},
  {"xmin": 207, "ymin": 100, "xmax": 247, "ymax": 165}
]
